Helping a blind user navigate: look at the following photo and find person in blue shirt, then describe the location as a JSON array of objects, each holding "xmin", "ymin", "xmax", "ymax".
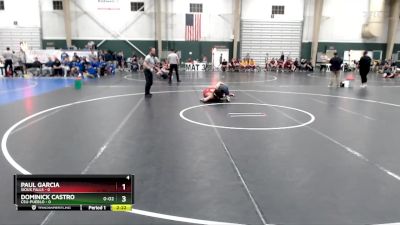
[
  {"xmin": 98, "ymin": 58, "xmax": 107, "ymax": 76},
  {"xmin": 42, "ymin": 57, "xmax": 54, "ymax": 76},
  {"xmin": 69, "ymin": 56, "xmax": 82, "ymax": 77},
  {"xmin": 86, "ymin": 61, "xmax": 98, "ymax": 78},
  {"xmin": 60, "ymin": 51, "xmax": 69, "ymax": 61}
]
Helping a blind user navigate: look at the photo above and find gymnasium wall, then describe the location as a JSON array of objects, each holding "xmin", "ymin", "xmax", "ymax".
[
  {"xmin": 0, "ymin": 0, "xmax": 41, "ymax": 28},
  {"xmin": 0, "ymin": 0, "xmax": 41, "ymax": 50},
  {"xmin": 2, "ymin": 0, "xmax": 400, "ymax": 61},
  {"xmin": 241, "ymin": 0, "xmax": 304, "ymax": 21},
  {"xmin": 39, "ymin": 0, "xmax": 234, "ymax": 60},
  {"xmin": 301, "ymin": 0, "xmax": 400, "ymax": 60}
]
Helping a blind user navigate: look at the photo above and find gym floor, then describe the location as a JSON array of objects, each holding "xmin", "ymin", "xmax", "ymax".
[{"xmin": 1, "ymin": 71, "xmax": 400, "ymax": 225}]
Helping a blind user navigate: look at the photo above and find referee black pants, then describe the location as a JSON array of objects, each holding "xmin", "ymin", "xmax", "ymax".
[
  {"xmin": 168, "ymin": 64, "xmax": 180, "ymax": 82},
  {"xmin": 360, "ymin": 70, "xmax": 369, "ymax": 84},
  {"xmin": 144, "ymin": 69, "xmax": 153, "ymax": 95}
]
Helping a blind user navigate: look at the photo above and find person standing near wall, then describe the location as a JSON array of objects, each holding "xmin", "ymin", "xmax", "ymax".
[
  {"xmin": 167, "ymin": 49, "xmax": 181, "ymax": 84},
  {"xmin": 143, "ymin": 47, "xmax": 157, "ymax": 98},
  {"xmin": 329, "ymin": 52, "xmax": 343, "ymax": 87},
  {"xmin": 18, "ymin": 48, "xmax": 27, "ymax": 75},
  {"xmin": 2, "ymin": 47, "xmax": 13, "ymax": 76},
  {"xmin": 358, "ymin": 51, "xmax": 371, "ymax": 88}
]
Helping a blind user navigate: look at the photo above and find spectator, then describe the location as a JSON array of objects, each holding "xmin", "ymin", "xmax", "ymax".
[
  {"xmin": 130, "ymin": 54, "xmax": 138, "ymax": 72},
  {"xmin": 42, "ymin": 57, "xmax": 54, "ymax": 76},
  {"xmin": 98, "ymin": 58, "xmax": 107, "ymax": 76},
  {"xmin": 240, "ymin": 58, "xmax": 247, "ymax": 70},
  {"xmin": 293, "ymin": 58, "xmax": 300, "ymax": 71},
  {"xmin": 319, "ymin": 53, "xmax": 329, "ymax": 72},
  {"xmin": 61, "ymin": 51, "xmax": 69, "ymax": 61},
  {"xmin": 284, "ymin": 59, "xmax": 293, "ymax": 72},
  {"xmin": 116, "ymin": 51, "xmax": 125, "ymax": 71},
  {"xmin": 61, "ymin": 58, "xmax": 71, "ymax": 77},
  {"xmin": 248, "ymin": 58, "xmax": 256, "ymax": 71},
  {"xmin": 2, "ymin": 47, "xmax": 13, "ymax": 76},
  {"xmin": 69, "ymin": 56, "xmax": 81, "ymax": 77},
  {"xmin": 358, "ymin": 51, "xmax": 371, "ymax": 88},
  {"xmin": 28, "ymin": 57, "xmax": 42, "ymax": 76},
  {"xmin": 53, "ymin": 58, "xmax": 63, "ymax": 76},
  {"xmin": 306, "ymin": 60, "xmax": 314, "ymax": 71},
  {"xmin": 73, "ymin": 52, "xmax": 79, "ymax": 60},
  {"xmin": 138, "ymin": 57, "xmax": 144, "ymax": 70},
  {"xmin": 221, "ymin": 59, "xmax": 228, "ymax": 72},
  {"xmin": 0, "ymin": 58, "xmax": 4, "ymax": 76},
  {"xmin": 13, "ymin": 52, "xmax": 24, "ymax": 77},
  {"xmin": 329, "ymin": 52, "xmax": 343, "ymax": 87},
  {"xmin": 104, "ymin": 50, "xmax": 112, "ymax": 63},
  {"xmin": 269, "ymin": 58, "xmax": 277, "ymax": 71},
  {"xmin": 18, "ymin": 46, "xmax": 27, "ymax": 75}
]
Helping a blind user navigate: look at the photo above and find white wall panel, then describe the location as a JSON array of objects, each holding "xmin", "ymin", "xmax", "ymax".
[{"xmin": 241, "ymin": 20, "xmax": 302, "ymax": 64}]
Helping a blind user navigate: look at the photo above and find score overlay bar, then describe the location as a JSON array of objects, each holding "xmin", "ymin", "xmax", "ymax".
[{"xmin": 14, "ymin": 175, "xmax": 134, "ymax": 211}]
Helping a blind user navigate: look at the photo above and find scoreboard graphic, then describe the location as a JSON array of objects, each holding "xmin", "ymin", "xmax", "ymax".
[{"xmin": 14, "ymin": 175, "xmax": 134, "ymax": 211}]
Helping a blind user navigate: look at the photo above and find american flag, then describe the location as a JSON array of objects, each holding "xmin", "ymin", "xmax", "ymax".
[{"xmin": 185, "ymin": 14, "xmax": 201, "ymax": 41}]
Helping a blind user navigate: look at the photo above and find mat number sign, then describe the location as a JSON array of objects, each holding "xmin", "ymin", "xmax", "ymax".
[{"xmin": 185, "ymin": 63, "xmax": 206, "ymax": 71}]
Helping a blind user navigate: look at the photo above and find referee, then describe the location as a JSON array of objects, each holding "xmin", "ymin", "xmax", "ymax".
[
  {"xmin": 143, "ymin": 47, "xmax": 157, "ymax": 97},
  {"xmin": 2, "ymin": 47, "xmax": 13, "ymax": 76},
  {"xmin": 167, "ymin": 49, "xmax": 180, "ymax": 83}
]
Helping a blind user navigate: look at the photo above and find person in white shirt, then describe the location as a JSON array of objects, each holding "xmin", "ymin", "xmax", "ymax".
[
  {"xmin": 167, "ymin": 49, "xmax": 180, "ymax": 83},
  {"xmin": 143, "ymin": 48, "xmax": 158, "ymax": 97}
]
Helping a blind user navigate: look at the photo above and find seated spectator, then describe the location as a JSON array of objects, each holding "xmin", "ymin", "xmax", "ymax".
[
  {"xmin": 269, "ymin": 58, "xmax": 277, "ymax": 70},
  {"xmin": 85, "ymin": 61, "xmax": 99, "ymax": 79},
  {"xmin": 52, "ymin": 58, "xmax": 63, "ymax": 76},
  {"xmin": 293, "ymin": 58, "xmax": 300, "ymax": 71},
  {"xmin": 69, "ymin": 56, "xmax": 82, "ymax": 77},
  {"xmin": 104, "ymin": 50, "xmax": 113, "ymax": 63},
  {"xmin": 130, "ymin": 55, "xmax": 139, "ymax": 72},
  {"xmin": 138, "ymin": 57, "xmax": 144, "ymax": 70},
  {"xmin": 187, "ymin": 58, "xmax": 193, "ymax": 63},
  {"xmin": 248, "ymin": 59, "xmax": 256, "ymax": 70},
  {"xmin": 351, "ymin": 60, "xmax": 358, "ymax": 71},
  {"xmin": 319, "ymin": 53, "xmax": 329, "ymax": 72},
  {"xmin": 80, "ymin": 57, "xmax": 90, "ymax": 73},
  {"xmin": 116, "ymin": 51, "xmax": 125, "ymax": 71},
  {"xmin": 98, "ymin": 58, "xmax": 107, "ymax": 76},
  {"xmin": 61, "ymin": 58, "xmax": 71, "ymax": 77},
  {"xmin": 284, "ymin": 59, "xmax": 293, "ymax": 71},
  {"xmin": 382, "ymin": 63, "xmax": 396, "ymax": 78},
  {"xmin": 240, "ymin": 58, "xmax": 247, "ymax": 70},
  {"xmin": 299, "ymin": 59, "xmax": 307, "ymax": 71},
  {"xmin": 305, "ymin": 60, "xmax": 314, "ymax": 71},
  {"xmin": 277, "ymin": 58, "xmax": 284, "ymax": 71},
  {"xmin": 28, "ymin": 57, "xmax": 42, "ymax": 76},
  {"xmin": 229, "ymin": 58, "xmax": 235, "ymax": 71},
  {"xmin": 42, "ymin": 57, "xmax": 54, "ymax": 76}
]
